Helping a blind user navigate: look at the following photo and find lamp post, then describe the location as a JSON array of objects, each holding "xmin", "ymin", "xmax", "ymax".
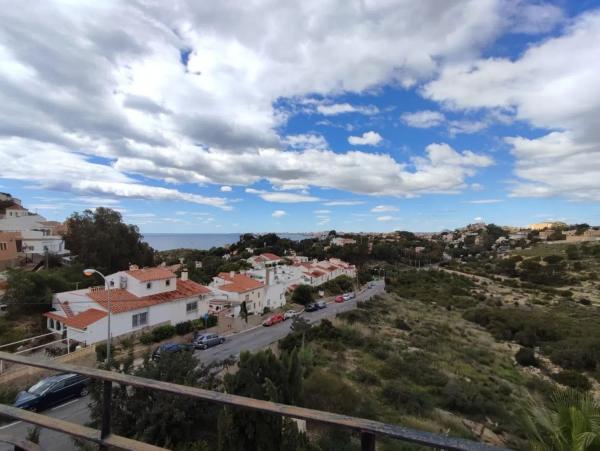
[{"xmin": 83, "ymin": 268, "xmax": 112, "ymax": 440}]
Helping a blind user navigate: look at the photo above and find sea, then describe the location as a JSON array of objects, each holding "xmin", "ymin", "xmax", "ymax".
[{"xmin": 142, "ymin": 233, "xmax": 313, "ymax": 251}]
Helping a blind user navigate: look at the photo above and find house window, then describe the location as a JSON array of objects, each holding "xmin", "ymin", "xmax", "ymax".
[
  {"xmin": 56, "ymin": 322, "xmax": 61, "ymax": 331},
  {"xmin": 245, "ymin": 294, "xmax": 249, "ymax": 301},
  {"xmin": 49, "ymin": 318, "xmax": 54, "ymax": 329},
  {"xmin": 0, "ymin": 242, "xmax": 6, "ymax": 251},
  {"xmin": 165, "ymin": 279, "xmax": 171, "ymax": 287},
  {"xmin": 109, "ymin": 280, "xmax": 115, "ymax": 287},
  {"xmin": 132, "ymin": 312, "xmax": 148, "ymax": 328},
  {"xmin": 146, "ymin": 282, "xmax": 152, "ymax": 289},
  {"xmin": 186, "ymin": 301, "xmax": 198, "ymax": 313}
]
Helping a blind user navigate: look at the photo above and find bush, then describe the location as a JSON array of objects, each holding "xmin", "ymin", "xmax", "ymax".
[
  {"xmin": 175, "ymin": 321, "xmax": 193, "ymax": 336},
  {"xmin": 579, "ymin": 298, "xmax": 591, "ymax": 306},
  {"xmin": 515, "ymin": 347, "xmax": 537, "ymax": 367},
  {"xmin": 291, "ymin": 284, "xmax": 314, "ymax": 305},
  {"xmin": 552, "ymin": 370, "xmax": 591, "ymax": 391},
  {"xmin": 139, "ymin": 332, "xmax": 153, "ymax": 345},
  {"xmin": 95, "ymin": 343, "xmax": 107, "ymax": 362},
  {"xmin": 381, "ymin": 383, "xmax": 433, "ymax": 415},
  {"xmin": 151, "ymin": 324, "xmax": 176, "ymax": 342}
]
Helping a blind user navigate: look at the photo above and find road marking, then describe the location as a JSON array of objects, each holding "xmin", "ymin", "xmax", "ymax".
[
  {"xmin": 51, "ymin": 398, "xmax": 80, "ymax": 411},
  {"xmin": 0, "ymin": 421, "xmax": 22, "ymax": 430}
]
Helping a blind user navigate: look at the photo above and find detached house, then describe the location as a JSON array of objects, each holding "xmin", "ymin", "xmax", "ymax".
[
  {"xmin": 210, "ymin": 272, "xmax": 265, "ymax": 314},
  {"xmin": 44, "ymin": 266, "xmax": 212, "ymax": 345},
  {"xmin": 247, "ymin": 253, "xmax": 282, "ymax": 269}
]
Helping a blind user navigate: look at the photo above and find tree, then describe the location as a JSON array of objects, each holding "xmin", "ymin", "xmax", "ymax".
[
  {"xmin": 218, "ymin": 349, "xmax": 306, "ymax": 451},
  {"xmin": 290, "ymin": 316, "xmax": 312, "ymax": 348},
  {"xmin": 239, "ymin": 301, "xmax": 249, "ymax": 323},
  {"xmin": 515, "ymin": 347, "xmax": 537, "ymax": 367},
  {"xmin": 2, "ymin": 269, "xmax": 69, "ymax": 317},
  {"xmin": 64, "ymin": 207, "xmax": 154, "ymax": 273},
  {"xmin": 523, "ymin": 389, "xmax": 600, "ymax": 451},
  {"xmin": 87, "ymin": 352, "xmax": 220, "ymax": 448},
  {"xmin": 292, "ymin": 285, "xmax": 314, "ymax": 305}
]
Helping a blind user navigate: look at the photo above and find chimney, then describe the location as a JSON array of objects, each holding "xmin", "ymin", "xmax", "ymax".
[
  {"xmin": 230, "ymin": 271, "xmax": 235, "ymax": 279},
  {"xmin": 181, "ymin": 270, "xmax": 188, "ymax": 281},
  {"xmin": 265, "ymin": 267, "xmax": 271, "ymax": 286}
]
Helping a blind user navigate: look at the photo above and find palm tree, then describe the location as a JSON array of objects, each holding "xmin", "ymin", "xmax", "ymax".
[{"xmin": 523, "ymin": 389, "xmax": 600, "ymax": 451}]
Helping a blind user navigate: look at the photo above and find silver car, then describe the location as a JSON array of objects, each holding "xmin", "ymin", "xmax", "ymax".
[{"xmin": 193, "ymin": 333, "xmax": 225, "ymax": 350}]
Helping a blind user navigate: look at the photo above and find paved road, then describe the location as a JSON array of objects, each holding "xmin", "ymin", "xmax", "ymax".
[{"xmin": 0, "ymin": 280, "xmax": 385, "ymax": 450}]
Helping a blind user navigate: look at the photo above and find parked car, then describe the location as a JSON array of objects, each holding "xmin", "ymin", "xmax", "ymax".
[
  {"xmin": 316, "ymin": 300, "xmax": 327, "ymax": 309},
  {"xmin": 193, "ymin": 333, "xmax": 225, "ymax": 350},
  {"xmin": 335, "ymin": 295, "xmax": 344, "ymax": 303},
  {"xmin": 151, "ymin": 342, "xmax": 194, "ymax": 361},
  {"xmin": 347, "ymin": 292, "xmax": 356, "ymax": 300},
  {"xmin": 368, "ymin": 283, "xmax": 374, "ymax": 288},
  {"xmin": 342, "ymin": 293, "xmax": 352, "ymax": 301},
  {"xmin": 305, "ymin": 303, "xmax": 319, "ymax": 312},
  {"xmin": 14, "ymin": 373, "xmax": 89, "ymax": 412},
  {"xmin": 284, "ymin": 309, "xmax": 299, "ymax": 320},
  {"xmin": 263, "ymin": 313, "xmax": 285, "ymax": 326}
]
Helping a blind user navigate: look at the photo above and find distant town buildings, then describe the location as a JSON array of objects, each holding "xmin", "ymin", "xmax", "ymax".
[
  {"xmin": 0, "ymin": 193, "xmax": 68, "ymax": 268},
  {"xmin": 528, "ymin": 221, "xmax": 567, "ymax": 231}
]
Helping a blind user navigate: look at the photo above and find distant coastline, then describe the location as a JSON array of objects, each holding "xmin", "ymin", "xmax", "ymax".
[{"xmin": 142, "ymin": 233, "xmax": 312, "ymax": 251}]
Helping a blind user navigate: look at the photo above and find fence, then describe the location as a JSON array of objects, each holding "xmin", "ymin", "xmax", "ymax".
[{"xmin": 0, "ymin": 351, "xmax": 510, "ymax": 451}]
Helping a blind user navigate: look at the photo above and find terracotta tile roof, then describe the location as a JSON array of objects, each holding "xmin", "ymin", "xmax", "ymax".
[
  {"xmin": 261, "ymin": 253, "xmax": 281, "ymax": 261},
  {"xmin": 217, "ymin": 273, "xmax": 263, "ymax": 293},
  {"xmin": 126, "ymin": 267, "xmax": 176, "ymax": 282},
  {"xmin": 44, "ymin": 309, "xmax": 107, "ymax": 330},
  {"xmin": 88, "ymin": 279, "xmax": 211, "ymax": 314},
  {"xmin": 310, "ymin": 270, "xmax": 326, "ymax": 277}
]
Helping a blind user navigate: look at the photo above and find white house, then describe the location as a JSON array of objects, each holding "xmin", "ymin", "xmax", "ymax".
[
  {"xmin": 247, "ymin": 253, "xmax": 282, "ymax": 269},
  {"xmin": 43, "ymin": 266, "xmax": 213, "ymax": 345},
  {"xmin": 210, "ymin": 272, "xmax": 266, "ymax": 314}
]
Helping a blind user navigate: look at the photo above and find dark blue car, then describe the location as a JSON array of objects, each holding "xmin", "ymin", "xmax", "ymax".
[
  {"xmin": 151, "ymin": 342, "xmax": 194, "ymax": 361},
  {"xmin": 14, "ymin": 373, "xmax": 90, "ymax": 412}
]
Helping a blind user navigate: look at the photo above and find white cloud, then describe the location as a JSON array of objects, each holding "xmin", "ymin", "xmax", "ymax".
[
  {"xmin": 245, "ymin": 188, "xmax": 320, "ymax": 203},
  {"xmin": 348, "ymin": 131, "xmax": 382, "ymax": 146},
  {"xmin": 424, "ymin": 10, "xmax": 600, "ymax": 200},
  {"xmin": 470, "ymin": 183, "xmax": 484, "ymax": 191},
  {"xmin": 0, "ymin": 1, "xmax": 537, "ymax": 203},
  {"xmin": 283, "ymin": 133, "xmax": 328, "ymax": 150},
  {"xmin": 401, "ymin": 110, "xmax": 445, "ymax": 128},
  {"xmin": 377, "ymin": 216, "xmax": 395, "ymax": 222},
  {"xmin": 323, "ymin": 200, "xmax": 366, "ymax": 206},
  {"xmin": 272, "ymin": 210, "xmax": 286, "ymax": 218},
  {"xmin": 371, "ymin": 205, "xmax": 399, "ymax": 212},
  {"xmin": 220, "ymin": 186, "xmax": 232, "ymax": 192},
  {"xmin": 466, "ymin": 199, "xmax": 503, "ymax": 204},
  {"xmin": 313, "ymin": 209, "xmax": 331, "ymax": 214},
  {"xmin": 317, "ymin": 103, "xmax": 379, "ymax": 116},
  {"xmin": 473, "ymin": 216, "xmax": 484, "ymax": 222}
]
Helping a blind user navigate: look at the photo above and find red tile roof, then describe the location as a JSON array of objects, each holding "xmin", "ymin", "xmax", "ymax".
[
  {"xmin": 88, "ymin": 279, "xmax": 211, "ymax": 314},
  {"xmin": 44, "ymin": 309, "xmax": 107, "ymax": 330},
  {"xmin": 261, "ymin": 253, "xmax": 280, "ymax": 261},
  {"xmin": 126, "ymin": 267, "xmax": 176, "ymax": 282},
  {"xmin": 217, "ymin": 272, "xmax": 263, "ymax": 293},
  {"xmin": 5, "ymin": 203, "xmax": 26, "ymax": 210}
]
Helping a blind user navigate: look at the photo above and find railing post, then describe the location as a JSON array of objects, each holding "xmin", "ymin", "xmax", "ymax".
[
  {"xmin": 100, "ymin": 380, "xmax": 112, "ymax": 440},
  {"xmin": 361, "ymin": 431, "xmax": 375, "ymax": 451}
]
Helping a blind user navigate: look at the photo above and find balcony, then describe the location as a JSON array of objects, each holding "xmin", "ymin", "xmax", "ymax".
[{"xmin": 0, "ymin": 351, "xmax": 508, "ymax": 451}]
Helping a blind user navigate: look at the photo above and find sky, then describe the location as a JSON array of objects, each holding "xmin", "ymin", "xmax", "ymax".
[{"xmin": 1, "ymin": 0, "xmax": 599, "ymax": 233}]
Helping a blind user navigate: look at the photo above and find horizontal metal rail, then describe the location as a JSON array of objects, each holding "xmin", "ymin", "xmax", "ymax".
[
  {"xmin": 0, "ymin": 351, "xmax": 509, "ymax": 450},
  {"xmin": 0, "ymin": 404, "xmax": 165, "ymax": 451}
]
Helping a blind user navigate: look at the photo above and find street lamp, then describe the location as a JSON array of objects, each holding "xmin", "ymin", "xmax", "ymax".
[
  {"xmin": 83, "ymin": 269, "xmax": 111, "ymax": 363},
  {"xmin": 83, "ymin": 268, "xmax": 113, "ymax": 440}
]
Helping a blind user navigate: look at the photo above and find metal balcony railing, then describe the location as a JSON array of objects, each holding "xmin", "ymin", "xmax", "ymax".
[{"xmin": 0, "ymin": 351, "xmax": 510, "ymax": 451}]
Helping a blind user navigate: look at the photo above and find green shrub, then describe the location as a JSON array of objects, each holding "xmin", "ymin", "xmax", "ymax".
[
  {"xmin": 151, "ymin": 324, "xmax": 176, "ymax": 342},
  {"xmin": 95, "ymin": 343, "xmax": 107, "ymax": 362},
  {"xmin": 139, "ymin": 332, "xmax": 153, "ymax": 345},
  {"xmin": 175, "ymin": 321, "xmax": 193, "ymax": 336},
  {"xmin": 381, "ymin": 383, "xmax": 434, "ymax": 415},
  {"xmin": 515, "ymin": 347, "xmax": 537, "ymax": 367},
  {"xmin": 552, "ymin": 370, "xmax": 591, "ymax": 391}
]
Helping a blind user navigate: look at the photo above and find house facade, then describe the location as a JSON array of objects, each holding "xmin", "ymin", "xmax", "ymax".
[
  {"xmin": 0, "ymin": 231, "xmax": 21, "ymax": 270},
  {"xmin": 210, "ymin": 272, "xmax": 265, "ymax": 314},
  {"xmin": 43, "ymin": 266, "xmax": 212, "ymax": 345}
]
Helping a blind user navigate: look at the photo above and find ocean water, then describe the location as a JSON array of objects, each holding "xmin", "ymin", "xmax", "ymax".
[{"xmin": 143, "ymin": 233, "xmax": 312, "ymax": 251}]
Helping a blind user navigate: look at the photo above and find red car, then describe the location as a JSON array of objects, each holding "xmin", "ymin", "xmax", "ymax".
[
  {"xmin": 263, "ymin": 313, "xmax": 285, "ymax": 327},
  {"xmin": 335, "ymin": 295, "xmax": 344, "ymax": 303}
]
